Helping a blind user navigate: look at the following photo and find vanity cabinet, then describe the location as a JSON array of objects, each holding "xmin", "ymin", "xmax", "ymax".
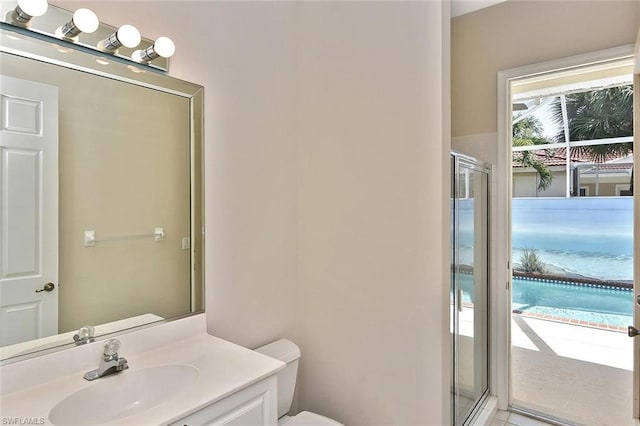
[{"xmin": 170, "ymin": 375, "xmax": 278, "ymax": 426}]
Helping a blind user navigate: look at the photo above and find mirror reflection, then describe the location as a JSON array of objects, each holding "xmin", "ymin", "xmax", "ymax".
[{"xmin": 0, "ymin": 40, "xmax": 203, "ymax": 360}]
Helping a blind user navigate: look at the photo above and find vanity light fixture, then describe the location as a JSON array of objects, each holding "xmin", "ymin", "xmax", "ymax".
[
  {"xmin": 98, "ymin": 24, "xmax": 141, "ymax": 52},
  {"xmin": 3, "ymin": 2, "xmax": 172, "ymax": 71},
  {"xmin": 10, "ymin": 0, "xmax": 48, "ymax": 25},
  {"xmin": 57, "ymin": 8, "xmax": 99, "ymax": 39},
  {"xmin": 132, "ymin": 36, "xmax": 175, "ymax": 63}
]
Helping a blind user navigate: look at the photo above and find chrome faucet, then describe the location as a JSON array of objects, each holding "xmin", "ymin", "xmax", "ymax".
[{"xmin": 84, "ymin": 339, "xmax": 129, "ymax": 381}]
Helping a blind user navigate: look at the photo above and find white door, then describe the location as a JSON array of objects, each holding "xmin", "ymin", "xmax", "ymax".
[{"xmin": 0, "ymin": 75, "xmax": 58, "ymax": 346}]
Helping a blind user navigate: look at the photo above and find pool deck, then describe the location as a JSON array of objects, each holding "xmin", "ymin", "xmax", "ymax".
[
  {"xmin": 458, "ymin": 306, "xmax": 634, "ymax": 425},
  {"xmin": 511, "ymin": 315, "xmax": 634, "ymax": 426},
  {"xmin": 513, "ymin": 309, "xmax": 629, "ymax": 333}
]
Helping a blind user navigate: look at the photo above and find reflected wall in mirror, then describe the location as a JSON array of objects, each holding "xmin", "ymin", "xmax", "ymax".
[{"xmin": 0, "ymin": 26, "xmax": 204, "ymax": 361}]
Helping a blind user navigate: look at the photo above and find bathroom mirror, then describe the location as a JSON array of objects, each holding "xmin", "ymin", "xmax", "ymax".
[{"xmin": 0, "ymin": 25, "xmax": 204, "ymax": 361}]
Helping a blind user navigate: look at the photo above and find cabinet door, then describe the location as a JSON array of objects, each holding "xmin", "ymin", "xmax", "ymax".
[{"xmin": 171, "ymin": 376, "xmax": 277, "ymax": 426}]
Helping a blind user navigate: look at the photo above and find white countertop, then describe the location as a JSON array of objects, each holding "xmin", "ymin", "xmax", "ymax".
[{"xmin": 0, "ymin": 314, "xmax": 285, "ymax": 425}]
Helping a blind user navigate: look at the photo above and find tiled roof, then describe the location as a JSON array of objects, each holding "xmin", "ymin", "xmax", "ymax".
[
  {"xmin": 513, "ymin": 147, "xmax": 633, "ymax": 168},
  {"xmin": 580, "ymin": 163, "xmax": 633, "ymax": 173}
]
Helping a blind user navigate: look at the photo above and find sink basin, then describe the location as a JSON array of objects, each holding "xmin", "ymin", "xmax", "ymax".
[{"xmin": 48, "ymin": 364, "xmax": 198, "ymax": 425}]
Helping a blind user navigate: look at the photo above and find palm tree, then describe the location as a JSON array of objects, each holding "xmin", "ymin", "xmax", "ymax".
[
  {"xmin": 550, "ymin": 85, "xmax": 633, "ymax": 194},
  {"xmin": 513, "ymin": 116, "xmax": 554, "ymax": 191}
]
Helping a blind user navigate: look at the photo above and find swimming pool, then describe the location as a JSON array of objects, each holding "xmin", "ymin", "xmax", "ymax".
[
  {"xmin": 511, "ymin": 197, "xmax": 633, "ymax": 327},
  {"xmin": 456, "ymin": 273, "xmax": 633, "ymax": 328},
  {"xmin": 455, "ymin": 197, "xmax": 634, "ymax": 328},
  {"xmin": 511, "ymin": 277, "xmax": 633, "ymax": 327}
]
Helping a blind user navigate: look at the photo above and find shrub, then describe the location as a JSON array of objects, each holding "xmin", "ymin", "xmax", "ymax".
[{"xmin": 519, "ymin": 249, "xmax": 546, "ymax": 274}]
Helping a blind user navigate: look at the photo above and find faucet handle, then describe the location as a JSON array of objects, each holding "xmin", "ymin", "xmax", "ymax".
[
  {"xmin": 103, "ymin": 339, "xmax": 121, "ymax": 356},
  {"xmin": 73, "ymin": 325, "xmax": 95, "ymax": 345},
  {"xmin": 117, "ymin": 357, "xmax": 129, "ymax": 372}
]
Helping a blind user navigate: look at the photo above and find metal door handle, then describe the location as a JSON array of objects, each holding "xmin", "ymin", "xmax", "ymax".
[
  {"xmin": 36, "ymin": 282, "xmax": 55, "ymax": 293},
  {"xmin": 628, "ymin": 326, "xmax": 639, "ymax": 338}
]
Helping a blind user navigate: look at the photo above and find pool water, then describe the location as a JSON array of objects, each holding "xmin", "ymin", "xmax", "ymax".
[
  {"xmin": 456, "ymin": 273, "xmax": 634, "ymax": 327},
  {"xmin": 512, "ymin": 278, "xmax": 633, "ymax": 327}
]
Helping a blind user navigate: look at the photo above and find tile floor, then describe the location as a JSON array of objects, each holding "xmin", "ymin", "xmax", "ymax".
[{"xmin": 491, "ymin": 411, "xmax": 554, "ymax": 426}]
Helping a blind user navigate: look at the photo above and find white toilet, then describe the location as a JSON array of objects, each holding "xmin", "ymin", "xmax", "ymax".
[{"xmin": 255, "ymin": 339, "xmax": 343, "ymax": 426}]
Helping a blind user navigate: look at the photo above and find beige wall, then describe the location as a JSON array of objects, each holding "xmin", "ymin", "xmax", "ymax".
[
  {"xmin": 514, "ymin": 170, "xmax": 632, "ymax": 197},
  {"xmin": 2, "ymin": 53, "xmax": 191, "ymax": 332},
  {"xmin": 452, "ymin": 0, "xmax": 640, "ymax": 142},
  {"xmin": 57, "ymin": 1, "xmax": 449, "ymax": 423},
  {"xmin": 513, "ymin": 169, "xmax": 567, "ymax": 198},
  {"xmin": 295, "ymin": 3, "xmax": 449, "ymax": 424}
]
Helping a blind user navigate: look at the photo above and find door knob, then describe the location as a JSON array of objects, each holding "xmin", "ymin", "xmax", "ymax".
[
  {"xmin": 35, "ymin": 282, "xmax": 55, "ymax": 293},
  {"xmin": 628, "ymin": 326, "xmax": 639, "ymax": 338}
]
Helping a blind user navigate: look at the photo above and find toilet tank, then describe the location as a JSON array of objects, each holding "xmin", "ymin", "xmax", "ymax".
[{"xmin": 254, "ymin": 339, "xmax": 301, "ymax": 418}]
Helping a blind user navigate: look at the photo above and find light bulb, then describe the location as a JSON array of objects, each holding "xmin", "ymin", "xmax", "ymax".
[
  {"xmin": 12, "ymin": 0, "xmax": 48, "ymax": 24},
  {"xmin": 17, "ymin": 0, "xmax": 48, "ymax": 17},
  {"xmin": 59, "ymin": 8, "xmax": 99, "ymax": 38},
  {"xmin": 99, "ymin": 24, "xmax": 141, "ymax": 52},
  {"xmin": 131, "ymin": 36, "xmax": 175, "ymax": 63},
  {"xmin": 153, "ymin": 37, "xmax": 175, "ymax": 58},
  {"xmin": 117, "ymin": 25, "xmax": 141, "ymax": 48},
  {"xmin": 72, "ymin": 8, "xmax": 99, "ymax": 34}
]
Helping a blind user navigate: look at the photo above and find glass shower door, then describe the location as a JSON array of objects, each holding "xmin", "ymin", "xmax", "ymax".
[{"xmin": 451, "ymin": 153, "xmax": 490, "ymax": 426}]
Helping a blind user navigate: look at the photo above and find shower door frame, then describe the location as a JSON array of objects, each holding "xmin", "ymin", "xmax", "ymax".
[{"xmin": 451, "ymin": 151, "xmax": 492, "ymax": 426}]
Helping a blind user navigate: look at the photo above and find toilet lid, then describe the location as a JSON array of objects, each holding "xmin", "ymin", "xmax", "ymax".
[{"xmin": 283, "ymin": 411, "xmax": 344, "ymax": 426}]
